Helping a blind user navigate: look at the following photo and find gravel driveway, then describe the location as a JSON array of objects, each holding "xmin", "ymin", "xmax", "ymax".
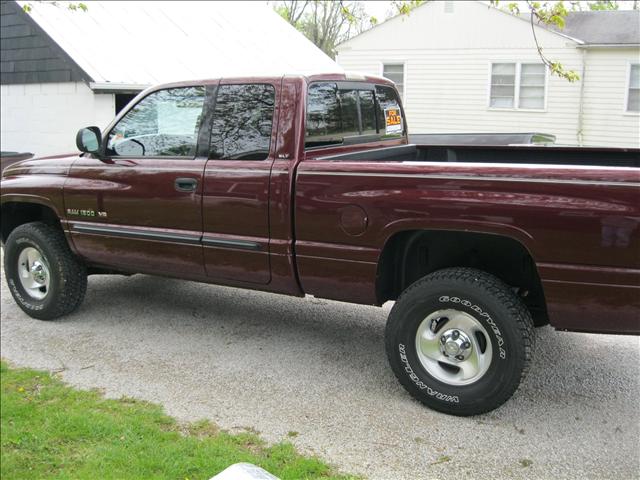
[{"xmin": 1, "ymin": 270, "xmax": 639, "ymax": 480}]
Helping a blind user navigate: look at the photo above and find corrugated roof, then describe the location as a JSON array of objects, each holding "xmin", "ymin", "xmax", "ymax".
[
  {"xmin": 544, "ymin": 10, "xmax": 640, "ymax": 45},
  {"xmin": 18, "ymin": 1, "xmax": 341, "ymax": 87}
]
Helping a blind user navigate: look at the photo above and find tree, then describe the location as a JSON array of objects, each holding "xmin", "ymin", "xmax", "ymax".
[
  {"xmin": 275, "ymin": 0, "xmax": 425, "ymax": 58},
  {"xmin": 276, "ymin": 1, "xmax": 374, "ymax": 58},
  {"xmin": 22, "ymin": 1, "xmax": 87, "ymax": 13}
]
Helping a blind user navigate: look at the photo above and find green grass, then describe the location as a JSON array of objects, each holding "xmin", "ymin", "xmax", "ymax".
[{"xmin": 0, "ymin": 361, "xmax": 358, "ymax": 480}]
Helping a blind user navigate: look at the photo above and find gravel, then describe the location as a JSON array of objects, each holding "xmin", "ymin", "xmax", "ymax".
[{"xmin": 1, "ymin": 270, "xmax": 639, "ymax": 480}]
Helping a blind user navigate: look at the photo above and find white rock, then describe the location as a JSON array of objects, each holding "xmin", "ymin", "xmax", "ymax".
[{"xmin": 209, "ymin": 463, "xmax": 280, "ymax": 480}]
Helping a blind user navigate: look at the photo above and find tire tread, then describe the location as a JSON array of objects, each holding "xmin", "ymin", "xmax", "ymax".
[{"xmin": 385, "ymin": 267, "xmax": 535, "ymax": 416}]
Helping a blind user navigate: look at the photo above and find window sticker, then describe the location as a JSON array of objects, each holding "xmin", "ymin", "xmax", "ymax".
[{"xmin": 384, "ymin": 107, "xmax": 403, "ymax": 135}]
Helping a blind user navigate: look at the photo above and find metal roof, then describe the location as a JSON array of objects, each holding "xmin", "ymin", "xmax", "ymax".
[
  {"xmin": 17, "ymin": 1, "xmax": 341, "ymax": 89},
  {"xmin": 547, "ymin": 11, "xmax": 640, "ymax": 45}
]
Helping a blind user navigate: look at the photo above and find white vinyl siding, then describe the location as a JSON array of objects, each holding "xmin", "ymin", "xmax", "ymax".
[
  {"xmin": 490, "ymin": 62, "xmax": 545, "ymax": 110},
  {"xmin": 336, "ymin": 1, "xmax": 640, "ymax": 147},
  {"xmin": 627, "ymin": 64, "xmax": 640, "ymax": 113},
  {"xmin": 383, "ymin": 63, "xmax": 404, "ymax": 98},
  {"xmin": 581, "ymin": 50, "xmax": 640, "ymax": 147}
]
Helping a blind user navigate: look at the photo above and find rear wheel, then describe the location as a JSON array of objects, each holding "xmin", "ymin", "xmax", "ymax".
[
  {"xmin": 4, "ymin": 222, "xmax": 87, "ymax": 320},
  {"xmin": 385, "ymin": 267, "xmax": 534, "ymax": 416}
]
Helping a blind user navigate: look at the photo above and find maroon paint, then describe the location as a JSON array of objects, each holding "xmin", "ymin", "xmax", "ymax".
[{"xmin": 1, "ymin": 74, "xmax": 638, "ymax": 335}]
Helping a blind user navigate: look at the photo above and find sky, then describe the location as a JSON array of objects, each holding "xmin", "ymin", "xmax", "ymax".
[{"xmin": 267, "ymin": 1, "xmax": 638, "ymax": 25}]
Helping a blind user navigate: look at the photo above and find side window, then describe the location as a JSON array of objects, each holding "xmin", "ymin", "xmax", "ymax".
[
  {"xmin": 305, "ymin": 82, "xmax": 404, "ymax": 149},
  {"xmin": 375, "ymin": 85, "xmax": 404, "ymax": 138},
  {"xmin": 306, "ymin": 82, "xmax": 342, "ymax": 148},
  {"xmin": 359, "ymin": 90, "xmax": 376, "ymax": 135},
  {"xmin": 107, "ymin": 87, "xmax": 205, "ymax": 157},
  {"xmin": 210, "ymin": 84, "xmax": 275, "ymax": 160},
  {"xmin": 337, "ymin": 89, "xmax": 360, "ymax": 138}
]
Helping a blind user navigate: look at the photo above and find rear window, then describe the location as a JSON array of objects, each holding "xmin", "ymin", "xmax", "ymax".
[
  {"xmin": 375, "ymin": 85, "xmax": 403, "ymax": 140},
  {"xmin": 305, "ymin": 82, "xmax": 404, "ymax": 149}
]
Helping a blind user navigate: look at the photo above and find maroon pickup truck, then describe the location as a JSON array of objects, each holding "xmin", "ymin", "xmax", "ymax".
[{"xmin": 2, "ymin": 73, "xmax": 639, "ymax": 416}]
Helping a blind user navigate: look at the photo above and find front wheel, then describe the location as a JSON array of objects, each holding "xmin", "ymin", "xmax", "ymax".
[
  {"xmin": 4, "ymin": 222, "xmax": 87, "ymax": 320},
  {"xmin": 385, "ymin": 267, "xmax": 534, "ymax": 416}
]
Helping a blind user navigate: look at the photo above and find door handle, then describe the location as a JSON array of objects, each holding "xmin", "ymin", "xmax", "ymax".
[{"xmin": 175, "ymin": 177, "xmax": 198, "ymax": 192}]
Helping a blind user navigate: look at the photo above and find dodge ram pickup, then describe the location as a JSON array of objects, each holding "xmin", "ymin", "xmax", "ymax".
[{"xmin": 2, "ymin": 73, "xmax": 639, "ymax": 416}]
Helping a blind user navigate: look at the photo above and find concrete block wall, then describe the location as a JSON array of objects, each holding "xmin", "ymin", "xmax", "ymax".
[{"xmin": 1, "ymin": 81, "xmax": 115, "ymax": 157}]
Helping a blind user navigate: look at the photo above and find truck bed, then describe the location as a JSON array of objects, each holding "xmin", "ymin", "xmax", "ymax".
[{"xmin": 316, "ymin": 143, "xmax": 640, "ymax": 168}]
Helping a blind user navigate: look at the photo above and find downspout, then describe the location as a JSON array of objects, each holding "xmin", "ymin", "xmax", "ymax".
[{"xmin": 577, "ymin": 48, "xmax": 586, "ymax": 146}]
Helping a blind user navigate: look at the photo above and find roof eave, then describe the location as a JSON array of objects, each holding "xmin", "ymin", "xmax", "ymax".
[
  {"xmin": 89, "ymin": 82, "xmax": 150, "ymax": 94},
  {"xmin": 576, "ymin": 43, "xmax": 640, "ymax": 49}
]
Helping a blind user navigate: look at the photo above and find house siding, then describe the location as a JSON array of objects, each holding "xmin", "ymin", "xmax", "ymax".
[
  {"xmin": 1, "ymin": 81, "xmax": 114, "ymax": 156},
  {"xmin": 581, "ymin": 48, "xmax": 640, "ymax": 147},
  {"xmin": 336, "ymin": 1, "xmax": 639, "ymax": 148}
]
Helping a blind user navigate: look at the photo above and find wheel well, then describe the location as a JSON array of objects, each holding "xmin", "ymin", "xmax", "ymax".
[
  {"xmin": 1, "ymin": 202, "xmax": 61, "ymax": 244},
  {"xmin": 376, "ymin": 230, "xmax": 549, "ymax": 326}
]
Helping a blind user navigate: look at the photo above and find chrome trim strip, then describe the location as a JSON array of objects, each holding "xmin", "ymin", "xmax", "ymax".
[
  {"xmin": 72, "ymin": 224, "xmax": 201, "ymax": 244},
  {"xmin": 204, "ymin": 168, "xmax": 271, "ymax": 175},
  {"xmin": 315, "ymin": 144, "xmax": 412, "ymax": 161},
  {"xmin": 72, "ymin": 166, "xmax": 205, "ymax": 173},
  {"xmin": 297, "ymin": 170, "xmax": 640, "ymax": 187},
  {"xmin": 202, "ymin": 237, "xmax": 262, "ymax": 251},
  {"xmin": 71, "ymin": 223, "xmax": 262, "ymax": 251}
]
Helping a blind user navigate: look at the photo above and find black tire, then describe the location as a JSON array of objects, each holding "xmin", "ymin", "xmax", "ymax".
[
  {"xmin": 385, "ymin": 267, "xmax": 534, "ymax": 416},
  {"xmin": 4, "ymin": 222, "xmax": 87, "ymax": 320}
]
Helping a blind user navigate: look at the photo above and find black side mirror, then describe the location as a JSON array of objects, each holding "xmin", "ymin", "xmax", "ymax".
[{"xmin": 76, "ymin": 126, "xmax": 102, "ymax": 155}]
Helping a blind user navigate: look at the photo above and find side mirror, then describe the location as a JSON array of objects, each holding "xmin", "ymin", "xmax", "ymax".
[{"xmin": 76, "ymin": 127, "xmax": 102, "ymax": 155}]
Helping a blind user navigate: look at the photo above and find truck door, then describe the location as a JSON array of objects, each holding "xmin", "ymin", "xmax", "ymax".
[
  {"xmin": 201, "ymin": 80, "xmax": 279, "ymax": 284},
  {"xmin": 65, "ymin": 85, "xmax": 209, "ymax": 277}
]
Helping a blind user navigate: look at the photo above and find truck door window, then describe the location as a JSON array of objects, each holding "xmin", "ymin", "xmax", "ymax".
[
  {"xmin": 209, "ymin": 84, "xmax": 275, "ymax": 161},
  {"xmin": 106, "ymin": 86, "xmax": 205, "ymax": 157}
]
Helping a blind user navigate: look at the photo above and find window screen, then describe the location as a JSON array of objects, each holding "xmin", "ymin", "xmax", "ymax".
[
  {"xmin": 210, "ymin": 84, "xmax": 275, "ymax": 160},
  {"xmin": 106, "ymin": 86, "xmax": 205, "ymax": 157},
  {"xmin": 490, "ymin": 63, "xmax": 546, "ymax": 110},
  {"xmin": 519, "ymin": 63, "xmax": 545, "ymax": 109},
  {"xmin": 383, "ymin": 64, "xmax": 404, "ymax": 98},
  {"xmin": 490, "ymin": 63, "xmax": 516, "ymax": 108},
  {"xmin": 628, "ymin": 64, "xmax": 639, "ymax": 112}
]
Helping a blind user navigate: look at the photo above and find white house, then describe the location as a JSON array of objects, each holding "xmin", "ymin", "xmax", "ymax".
[
  {"xmin": 336, "ymin": 1, "xmax": 640, "ymax": 148},
  {"xmin": 0, "ymin": 1, "xmax": 341, "ymax": 157}
]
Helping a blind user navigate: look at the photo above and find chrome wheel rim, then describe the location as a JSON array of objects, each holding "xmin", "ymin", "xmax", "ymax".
[
  {"xmin": 17, "ymin": 247, "xmax": 51, "ymax": 301},
  {"xmin": 415, "ymin": 309, "xmax": 492, "ymax": 386}
]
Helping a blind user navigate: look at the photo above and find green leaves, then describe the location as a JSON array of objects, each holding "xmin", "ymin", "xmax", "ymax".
[
  {"xmin": 22, "ymin": 1, "xmax": 88, "ymax": 13},
  {"xmin": 391, "ymin": 0, "xmax": 426, "ymax": 17},
  {"xmin": 493, "ymin": 0, "xmax": 581, "ymax": 82}
]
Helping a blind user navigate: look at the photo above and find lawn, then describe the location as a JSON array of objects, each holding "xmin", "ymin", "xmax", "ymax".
[{"xmin": 0, "ymin": 361, "xmax": 357, "ymax": 480}]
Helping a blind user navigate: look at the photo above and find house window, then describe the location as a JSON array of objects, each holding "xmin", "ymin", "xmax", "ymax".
[
  {"xmin": 490, "ymin": 62, "xmax": 546, "ymax": 110},
  {"xmin": 627, "ymin": 64, "xmax": 639, "ymax": 113},
  {"xmin": 383, "ymin": 64, "xmax": 404, "ymax": 98}
]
